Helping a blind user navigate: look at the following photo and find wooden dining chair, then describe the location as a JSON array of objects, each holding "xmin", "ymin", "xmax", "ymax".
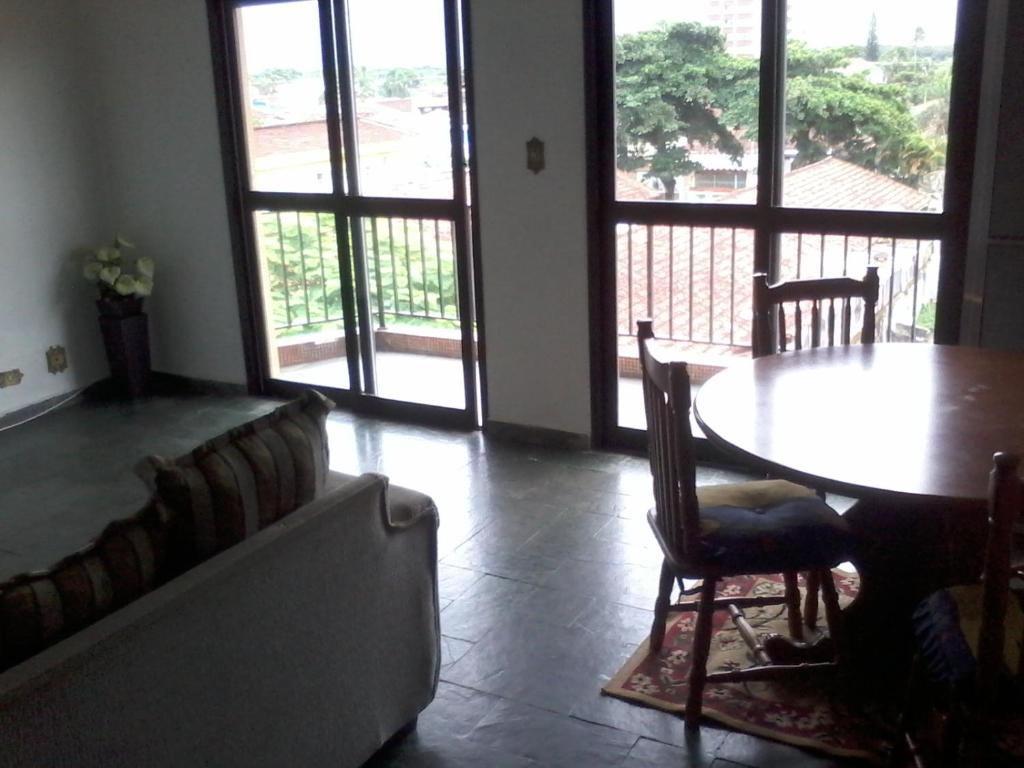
[
  {"xmin": 751, "ymin": 266, "xmax": 879, "ymax": 630},
  {"xmin": 752, "ymin": 265, "xmax": 880, "ymax": 358},
  {"xmin": 637, "ymin": 320, "xmax": 857, "ymax": 728},
  {"xmin": 893, "ymin": 452, "xmax": 1024, "ymax": 767}
]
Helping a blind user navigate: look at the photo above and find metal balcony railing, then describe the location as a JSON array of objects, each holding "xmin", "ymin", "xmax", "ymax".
[
  {"xmin": 258, "ymin": 211, "xmax": 459, "ymax": 335},
  {"xmin": 617, "ymin": 223, "xmax": 938, "ymax": 350}
]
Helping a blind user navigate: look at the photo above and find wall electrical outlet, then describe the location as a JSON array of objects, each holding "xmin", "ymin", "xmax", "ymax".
[
  {"xmin": 0, "ymin": 369, "xmax": 24, "ymax": 388},
  {"xmin": 46, "ymin": 346, "xmax": 68, "ymax": 374}
]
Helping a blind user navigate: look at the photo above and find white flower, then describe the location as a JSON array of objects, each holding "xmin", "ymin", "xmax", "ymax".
[
  {"xmin": 82, "ymin": 235, "xmax": 154, "ymax": 298},
  {"xmin": 99, "ymin": 265, "xmax": 121, "ymax": 285},
  {"xmin": 113, "ymin": 275, "xmax": 137, "ymax": 296},
  {"xmin": 83, "ymin": 261, "xmax": 103, "ymax": 281},
  {"xmin": 96, "ymin": 246, "xmax": 120, "ymax": 263},
  {"xmin": 134, "ymin": 275, "xmax": 154, "ymax": 297}
]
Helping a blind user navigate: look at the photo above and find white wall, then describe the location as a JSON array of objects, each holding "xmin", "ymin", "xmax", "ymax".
[
  {"xmin": 79, "ymin": 0, "xmax": 247, "ymax": 386},
  {"xmin": 470, "ymin": 0, "xmax": 592, "ymax": 435},
  {"xmin": 0, "ymin": 1, "xmax": 109, "ymax": 416}
]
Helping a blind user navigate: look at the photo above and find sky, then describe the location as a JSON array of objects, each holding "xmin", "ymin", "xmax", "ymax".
[
  {"xmin": 238, "ymin": 0, "xmax": 959, "ymax": 77},
  {"xmin": 614, "ymin": 0, "xmax": 959, "ymax": 48},
  {"xmin": 239, "ymin": 0, "xmax": 449, "ymax": 74}
]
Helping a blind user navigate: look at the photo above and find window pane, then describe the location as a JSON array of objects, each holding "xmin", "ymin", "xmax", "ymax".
[
  {"xmin": 783, "ymin": 1, "xmax": 958, "ymax": 212},
  {"xmin": 236, "ymin": 2, "xmax": 332, "ymax": 193},
  {"xmin": 614, "ymin": 1, "xmax": 761, "ymax": 204},
  {"xmin": 616, "ymin": 224, "xmax": 755, "ymax": 429},
  {"xmin": 776, "ymin": 231, "xmax": 940, "ymax": 343},
  {"xmin": 348, "ymin": 0, "xmax": 454, "ymax": 199},
  {"xmin": 255, "ymin": 211, "xmax": 351, "ymax": 390},
  {"xmin": 361, "ymin": 216, "xmax": 466, "ymax": 409}
]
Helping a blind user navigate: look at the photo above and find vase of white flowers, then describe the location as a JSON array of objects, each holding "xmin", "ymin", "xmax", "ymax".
[{"xmin": 83, "ymin": 236, "xmax": 155, "ymax": 397}]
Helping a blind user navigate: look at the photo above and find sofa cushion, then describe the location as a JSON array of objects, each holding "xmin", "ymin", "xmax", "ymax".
[
  {"xmin": 139, "ymin": 390, "xmax": 334, "ymax": 566},
  {"xmin": 0, "ymin": 499, "xmax": 173, "ymax": 672}
]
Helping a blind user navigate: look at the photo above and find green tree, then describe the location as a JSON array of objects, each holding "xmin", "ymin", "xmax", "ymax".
[
  {"xmin": 260, "ymin": 214, "xmax": 459, "ymax": 336},
  {"xmin": 615, "ymin": 23, "xmax": 754, "ymax": 199},
  {"xmin": 865, "ymin": 13, "xmax": 880, "ymax": 61},
  {"xmin": 784, "ymin": 72, "xmax": 938, "ymax": 184},
  {"xmin": 379, "ymin": 68, "xmax": 422, "ymax": 98},
  {"xmin": 355, "ymin": 66, "xmax": 377, "ymax": 98},
  {"xmin": 615, "ymin": 28, "xmax": 940, "ymax": 189},
  {"xmin": 250, "ymin": 67, "xmax": 302, "ymax": 97}
]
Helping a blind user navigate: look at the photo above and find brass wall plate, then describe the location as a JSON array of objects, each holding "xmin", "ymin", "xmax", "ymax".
[
  {"xmin": 46, "ymin": 345, "xmax": 68, "ymax": 374},
  {"xmin": 0, "ymin": 369, "xmax": 24, "ymax": 388}
]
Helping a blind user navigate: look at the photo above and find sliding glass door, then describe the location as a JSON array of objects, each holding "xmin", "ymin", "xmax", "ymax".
[{"xmin": 211, "ymin": 0, "xmax": 479, "ymax": 426}]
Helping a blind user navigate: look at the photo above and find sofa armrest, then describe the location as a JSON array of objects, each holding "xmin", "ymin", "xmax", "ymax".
[{"xmin": 0, "ymin": 473, "xmax": 440, "ymax": 768}]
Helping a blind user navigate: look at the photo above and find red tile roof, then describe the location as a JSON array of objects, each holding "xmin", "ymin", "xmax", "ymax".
[
  {"xmin": 252, "ymin": 118, "xmax": 406, "ymax": 158},
  {"xmin": 723, "ymin": 156, "xmax": 935, "ymax": 212},
  {"xmin": 615, "ymin": 170, "xmax": 661, "ymax": 201}
]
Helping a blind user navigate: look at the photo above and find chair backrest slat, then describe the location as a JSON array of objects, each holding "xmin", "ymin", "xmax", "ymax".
[
  {"xmin": 794, "ymin": 304, "xmax": 803, "ymax": 350},
  {"xmin": 841, "ymin": 298, "xmax": 852, "ymax": 345},
  {"xmin": 752, "ymin": 266, "xmax": 879, "ymax": 357},
  {"xmin": 637, "ymin": 320, "xmax": 700, "ymax": 560}
]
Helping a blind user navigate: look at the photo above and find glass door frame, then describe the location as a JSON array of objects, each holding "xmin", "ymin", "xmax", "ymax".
[
  {"xmin": 207, "ymin": 0, "xmax": 484, "ymax": 429},
  {"xmin": 584, "ymin": 0, "xmax": 989, "ymax": 452}
]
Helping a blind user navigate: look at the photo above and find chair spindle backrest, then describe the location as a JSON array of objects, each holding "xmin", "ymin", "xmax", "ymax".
[
  {"xmin": 752, "ymin": 266, "xmax": 880, "ymax": 357},
  {"xmin": 977, "ymin": 452, "xmax": 1023, "ymax": 703},
  {"xmin": 637, "ymin": 320, "xmax": 700, "ymax": 559}
]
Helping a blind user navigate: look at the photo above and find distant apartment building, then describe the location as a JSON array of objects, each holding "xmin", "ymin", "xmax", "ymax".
[
  {"xmin": 699, "ymin": 0, "xmax": 813, "ymax": 57},
  {"xmin": 700, "ymin": 0, "xmax": 761, "ymax": 57}
]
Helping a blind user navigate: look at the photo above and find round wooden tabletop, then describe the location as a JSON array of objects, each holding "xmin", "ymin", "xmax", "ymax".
[{"xmin": 693, "ymin": 344, "xmax": 1024, "ymax": 504}]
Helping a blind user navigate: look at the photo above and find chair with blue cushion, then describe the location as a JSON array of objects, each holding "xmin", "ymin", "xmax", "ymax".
[
  {"xmin": 637, "ymin": 320, "xmax": 857, "ymax": 729},
  {"xmin": 752, "ymin": 266, "xmax": 879, "ymax": 631},
  {"xmin": 893, "ymin": 452, "xmax": 1024, "ymax": 767}
]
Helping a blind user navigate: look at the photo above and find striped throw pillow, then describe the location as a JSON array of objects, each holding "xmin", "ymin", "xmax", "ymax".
[
  {"xmin": 139, "ymin": 389, "xmax": 333, "ymax": 567},
  {"xmin": 0, "ymin": 499, "xmax": 173, "ymax": 672}
]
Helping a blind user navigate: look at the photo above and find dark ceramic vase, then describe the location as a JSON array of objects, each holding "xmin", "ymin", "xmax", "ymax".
[
  {"xmin": 96, "ymin": 295, "xmax": 144, "ymax": 318},
  {"xmin": 96, "ymin": 297, "xmax": 150, "ymax": 397}
]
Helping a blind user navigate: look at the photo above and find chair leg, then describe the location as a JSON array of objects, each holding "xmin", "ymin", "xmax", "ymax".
[
  {"xmin": 805, "ymin": 490, "xmax": 828, "ymax": 633},
  {"xmin": 650, "ymin": 560, "xmax": 675, "ymax": 653},
  {"xmin": 889, "ymin": 654, "xmax": 923, "ymax": 768},
  {"xmin": 685, "ymin": 578, "xmax": 718, "ymax": 730},
  {"xmin": 819, "ymin": 569, "xmax": 844, "ymax": 662},
  {"xmin": 803, "ymin": 570, "xmax": 821, "ymax": 630},
  {"xmin": 783, "ymin": 571, "xmax": 804, "ymax": 641},
  {"xmin": 939, "ymin": 712, "xmax": 963, "ymax": 768}
]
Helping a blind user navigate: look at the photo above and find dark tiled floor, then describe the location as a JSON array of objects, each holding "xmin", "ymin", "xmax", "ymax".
[
  {"xmin": 0, "ymin": 394, "xmax": 861, "ymax": 767},
  {"xmin": 329, "ymin": 412, "xmax": 857, "ymax": 768}
]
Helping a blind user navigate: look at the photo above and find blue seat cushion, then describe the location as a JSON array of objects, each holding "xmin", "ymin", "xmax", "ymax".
[
  {"xmin": 698, "ymin": 496, "xmax": 854, "ymax": 574},
  {"xmin": 913, "ymin": 588, "xmax": 977, "ymax": 688},
  {"xmin": 913, "ymin": 584, "xmax": 1024, "ymax": 689}
]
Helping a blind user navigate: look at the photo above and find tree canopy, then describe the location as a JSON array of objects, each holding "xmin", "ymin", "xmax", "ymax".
[
  {"xmin": 616, "ymin": 23, "xmax": 754, "ymax": 199},
  {"xmin": 615, "ymin": 23, "xmax": 944, "ymax": 198},
  {"xmin": 251, "ymin": 67, "xmax": 302, "ymax": 97}
]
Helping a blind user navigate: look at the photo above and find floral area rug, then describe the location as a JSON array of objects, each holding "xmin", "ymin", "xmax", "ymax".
[{"xmin": 602, "ymin": 571, "xmax": 896, "ymax": 763}]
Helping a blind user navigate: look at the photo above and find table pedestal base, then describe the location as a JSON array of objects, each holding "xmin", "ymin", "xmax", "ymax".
[{"xmin": 841, "ymin": 497, "xmax": 987, "ymax": 675}]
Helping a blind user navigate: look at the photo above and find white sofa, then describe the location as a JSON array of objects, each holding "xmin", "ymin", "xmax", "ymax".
[{"xmin": 0, "ymin": 472, "xmax": 440, "ymax": 768}]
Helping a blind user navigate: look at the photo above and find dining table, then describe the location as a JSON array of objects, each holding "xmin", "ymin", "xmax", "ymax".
[{"xmin": 693, "ymin": 342, "xmax": 1024, "ymax": 666}]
